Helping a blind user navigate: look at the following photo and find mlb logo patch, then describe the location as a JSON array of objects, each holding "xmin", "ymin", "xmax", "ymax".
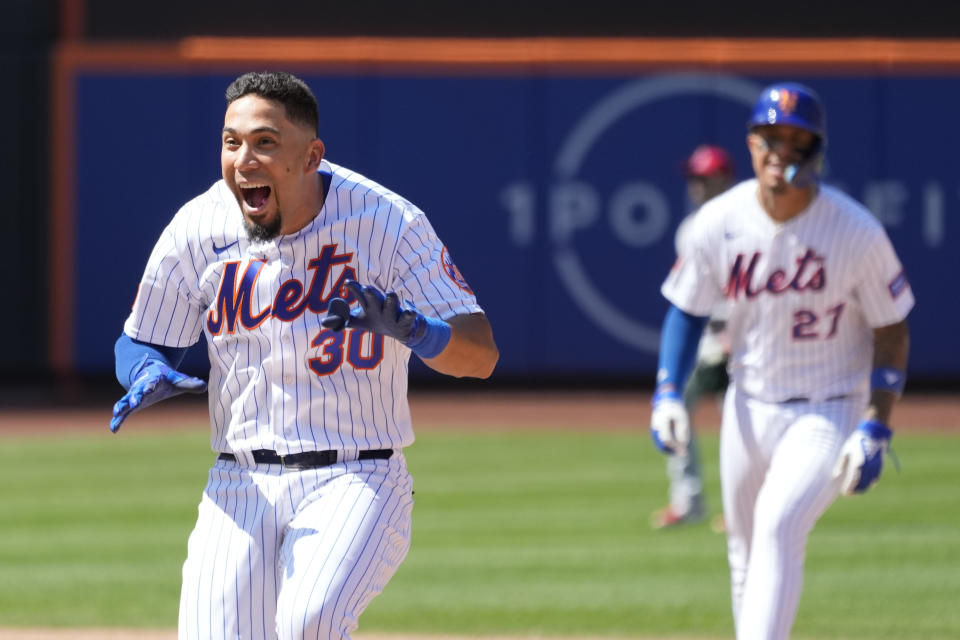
[{"xmin": 887, "ymin": 270, "xmax": 909, "ymax": 298}]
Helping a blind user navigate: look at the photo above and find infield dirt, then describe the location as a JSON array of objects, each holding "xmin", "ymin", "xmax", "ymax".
[{"xmin": 1, "ymin": 389, "xmax": 956, "ymax": 436}]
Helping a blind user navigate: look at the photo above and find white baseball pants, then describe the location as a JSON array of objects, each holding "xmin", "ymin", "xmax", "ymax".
[
  {"xmin": 178, "ymin": 453, "xmax": 414, "ymax": 640},
  {"xmin": 720, "ymin": 387, "xmax": 863, "ymax": 640}
]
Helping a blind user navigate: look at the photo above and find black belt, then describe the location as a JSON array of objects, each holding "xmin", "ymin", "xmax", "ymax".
[
  {"xmin": 218, "ymin": 449, "xmax": 393, "ymax": 469},
  {"xmin": 783, "ymin": 394, "xmax": 849, "ymax": 404}
]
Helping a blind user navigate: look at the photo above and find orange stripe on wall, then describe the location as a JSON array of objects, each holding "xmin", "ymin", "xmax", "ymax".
[
  {"xmin": 59, "ymin": 0, "xmax": 85, "ymax": 40},
  {"xmin": 52, "ymin": 37, "xmax": 960, "ymax": 71},
  {"xmin": 177, "ymin": 37, "xmax": 960, "ymax": 70},
  {"xmin": 49, "ymin": 45, "xmax": 77, "ymax": 374}
]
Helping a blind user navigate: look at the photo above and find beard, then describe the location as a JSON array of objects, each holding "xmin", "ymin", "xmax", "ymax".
[{"xmin": 243, "ymin": 212, "xmax": 283, "ymax": 242}]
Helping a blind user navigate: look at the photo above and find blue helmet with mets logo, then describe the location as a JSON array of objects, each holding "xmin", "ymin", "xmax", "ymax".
[
  {"xmin": 747, "ymin": 82, "xmax": 826, "ymax": 141},
  {"xmin": 748, "ymin": 82, "xmax": 827, "ymax": 185}
]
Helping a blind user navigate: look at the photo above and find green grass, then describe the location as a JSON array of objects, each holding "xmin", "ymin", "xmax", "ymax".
[
  {"xmin": 0, "ymin": 424, "xmax": 958, "ymax": 638},
  {"xmin": 0, "ymin": 427, "xmax": 212, "ymax": 627}
]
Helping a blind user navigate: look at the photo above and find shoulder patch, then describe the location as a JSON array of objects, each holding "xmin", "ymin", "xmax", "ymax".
[
  {"xmin": 888, "ymin": 269, "xmax": 909, "ymax": 299},
  {"xmin": 441, "ymin": 246, "xmax": 474, "ymax": 294}
]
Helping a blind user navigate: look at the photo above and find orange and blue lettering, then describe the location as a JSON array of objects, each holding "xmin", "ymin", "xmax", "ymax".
[{"xmin": 207, "ymin": 260, "xmax": 270, "ymax": 335}]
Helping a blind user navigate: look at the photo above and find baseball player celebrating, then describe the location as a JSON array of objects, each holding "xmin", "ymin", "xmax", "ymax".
[
  {"xmin": 651, "ymin": 144, "xmax": 735, "ymax": 530},
  {"xmin": 110, "ymin": 71, "xmax": 498, "ymax": 640},
  {"xmin": 650, "ymin": 82, "xmax": 912, "ymax": 639}
]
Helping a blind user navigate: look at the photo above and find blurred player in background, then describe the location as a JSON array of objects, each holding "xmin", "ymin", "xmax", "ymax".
[
  {"xmin": 650, "ymin": 82, "xmax": 912, "ymax": 638},
  {"xmin": 110, "ymin": 71, "xmax": 498, "ymax": 640},
  {"xmin": 651, "ymin": 144, "xmax": 735, "ymax": 530}
]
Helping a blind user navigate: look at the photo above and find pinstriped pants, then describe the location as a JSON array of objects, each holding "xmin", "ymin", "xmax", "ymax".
[
  {"xmin": 720, "ymin": 387, "xmax": 863, "ymax": 640},
  {"xmin": 178, "ymin": 453, "xmax": 414, "ymax": 640}
]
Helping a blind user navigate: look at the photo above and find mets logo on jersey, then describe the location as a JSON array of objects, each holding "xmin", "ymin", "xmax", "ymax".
[
  {"xmin": 725, "ymin": 248, "xmax": 825, "ymax": 300},
  {"xmin": 441, "ymin": 246, "xmax": 473, "ymax": 294}
]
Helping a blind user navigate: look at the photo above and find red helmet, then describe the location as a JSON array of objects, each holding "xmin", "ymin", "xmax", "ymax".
[{"xmin": 685, "ymin": 145, "xmax": 734, "ymax": 178}]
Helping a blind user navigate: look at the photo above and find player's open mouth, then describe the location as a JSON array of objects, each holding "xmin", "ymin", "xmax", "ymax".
[
  {"xmin": 240, "ymin": 184, "xmax": 271, "ymax": 210},
  {"xmin": 765, "ymin": 162, "xmax": 786, "ymax": 178}
]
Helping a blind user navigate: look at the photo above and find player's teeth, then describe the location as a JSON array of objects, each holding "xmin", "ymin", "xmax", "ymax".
[{"xmin": 242, "ymin": 185, "xmax": 271, "ymax": 208}]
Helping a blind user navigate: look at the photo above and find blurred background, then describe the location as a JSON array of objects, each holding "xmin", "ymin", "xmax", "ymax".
[{"xmin": 5, "ymin": 0, "xmax": 960, "ymax": 405}]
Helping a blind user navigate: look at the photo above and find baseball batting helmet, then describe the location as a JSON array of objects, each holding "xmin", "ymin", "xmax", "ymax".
[
  {"xmin": 685, "ymin": 145, "xmax": 734, "ymax": 179},
  {"xmin": 747, "ymin": 82, "xmax": 826, "ymax": 140},
  {"xmin": 747, "ymin": 82, "xmax": 827, "ymax": 186}
]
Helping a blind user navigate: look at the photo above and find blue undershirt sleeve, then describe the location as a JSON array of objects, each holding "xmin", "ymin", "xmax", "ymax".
[
  {"xmin": 114, "ymin": 333, "xmax": 189, "ymax": 390},
  {"xmin": 656, "ymin": 304, "xmax": 709, "ymax": 392}
]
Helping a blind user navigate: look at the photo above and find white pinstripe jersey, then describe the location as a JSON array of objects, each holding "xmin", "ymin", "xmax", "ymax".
[
  {"xmin": 124, "ymin": 160, "xmax": 482, "ymax": 454},
  {"xmin": 662, "ymin": 179, "xmax": 914, "ymax": 403}
]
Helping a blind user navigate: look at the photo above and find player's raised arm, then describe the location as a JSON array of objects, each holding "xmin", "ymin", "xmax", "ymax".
[{"xmin": 322, "ymin": 280, "xmax": 498, "ymax": 378}]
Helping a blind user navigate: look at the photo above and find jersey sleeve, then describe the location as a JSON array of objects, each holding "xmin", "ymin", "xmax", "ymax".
[
  {"xmin": 853, "ymin": 226, "xmax": 915, "ymax": 327},
  {"xmin": 388, "ymin": 213, "xmax": 483, "ymax": 320},
  {"xmin": 123, "ymin": 217, "xmax": 207, "ymax": 348},
  {"xmin": 660, "ymin": 216, "xmax": 723, "ymax": 317}
]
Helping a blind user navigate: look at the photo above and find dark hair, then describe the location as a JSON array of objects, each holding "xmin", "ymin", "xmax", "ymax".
[{"xmin": 225, "ymin": 71, "xmax": 319, "ymax": 135}]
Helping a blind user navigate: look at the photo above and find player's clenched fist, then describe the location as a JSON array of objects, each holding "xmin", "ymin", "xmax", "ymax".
[
  {"xmin": 322, "ymin": 280, "xmax": 451, "ymax": 359},
  {"xmin": 650, "ymin": 387, "xmax": 691, "ymax": 456},
  {"xmin": 833, "ymin": 419, "xmax": 893, "ymax": 495}
]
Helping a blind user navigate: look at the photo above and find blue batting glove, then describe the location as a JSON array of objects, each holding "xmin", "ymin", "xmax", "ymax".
[
  {"xmin": 833, "ymin": 419, "xmax": 893, "ymax": 495},
  {"xmin": 110, "ymin": 361, "xmax": 207, "ymax": 433},
  {"xmin": 650, "ymin": 387, "xmax": 690, "ymax": 455},
  {"xmin": 321, "ymin": 280, "xmax": 451, "ymax": 359}
]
